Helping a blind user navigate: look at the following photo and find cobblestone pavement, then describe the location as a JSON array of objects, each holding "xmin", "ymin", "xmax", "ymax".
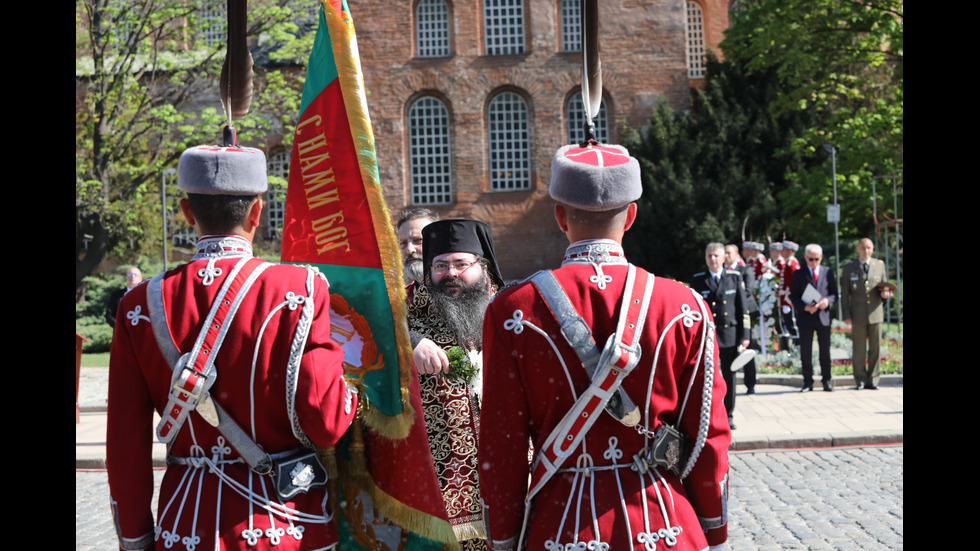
[
  {"xmin": 76, "ymin": 445, "xmax": 902, "ymax": 550},
  {"xmin": 76, "ymin": 467, "xmax": 160, "ymax": 551},
  {"xmin": 726, "ymin": 446, "xmax": 903, "ymax": 551}
]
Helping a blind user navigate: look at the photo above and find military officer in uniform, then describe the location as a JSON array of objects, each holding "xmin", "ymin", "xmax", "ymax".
[
  {"xmin": 724, "ymin": 243, "xmax": 744, "ymax": 269},
  {"xmin": 691, "ymin": 242, "xmax": 752, "ymax": 429},
  {"xmin": 841, "ymin": 238, "xmax": 894, "ymax": 389}
]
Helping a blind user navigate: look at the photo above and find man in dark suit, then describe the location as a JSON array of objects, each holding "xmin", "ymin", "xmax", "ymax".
[
  {"xmin": 791, "ymin": 244, "xmax": 838, "ymax": 392},
  {"xmin": 841, "ymin": 238, "xmax": 894, "ymax": 390},
  {"xmin": 692, "ymin": 242, "xmax": 751, "ymax": 428}
]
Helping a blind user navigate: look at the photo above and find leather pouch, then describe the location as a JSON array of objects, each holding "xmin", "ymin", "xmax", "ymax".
[
  {"xmin": 271, "ymin": 448, "xmax": 329, "ymax": 501},
  {"xmin": 650, "ymin": 424, "xmax": 689, "ymax": 476}
]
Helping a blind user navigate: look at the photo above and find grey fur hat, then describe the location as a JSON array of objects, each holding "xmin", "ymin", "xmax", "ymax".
[
  {"xmin": 549, "ymin": 144, "xmax": 641, "ymax": 211},
  {"xmin": 178, "ymin": 145, "xmax": 268, "ymax": 195}
]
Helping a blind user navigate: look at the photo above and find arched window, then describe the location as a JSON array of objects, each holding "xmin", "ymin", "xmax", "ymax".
[
  {"xmin": 560, "ymin": 0, "xmax": 581, "ymax": 52},
  {"xmin": 487, "ymin": 91, "xmax": 531, "ymax": 191},
  {"xmin": 483, "ymin": 0, "xmax": 525, "ymax": 55},
  {"xmin": 416, "ymin": 0, "xmax": 450, "ymax": 58},
  {"xmin": 565, "ymin": 92, "xmax": 609, "ymax": 144},
  {"xmin": 408, "ymin": 96, "xmax": 453, "ymax": 205},
  {"xmin": 686, "ymin": 1, "xmax": 706, "ymax": 78},
  {"xmin": 266, "ymin": 151, "xmax": 289, "ymax": 238}
]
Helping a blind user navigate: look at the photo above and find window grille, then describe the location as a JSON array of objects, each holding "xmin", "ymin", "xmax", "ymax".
[
  {"xmin": 565, "ymin": 92, "xmax": 608, "ymax": 144},
  {"xmin": 267, "ymin": 151, "xmax": 288, "ymax": 238},
  {"xmin": 483, "ymin": 0, "xmax": 525, "ymax": 56},
  {"xmin": 200, "ymin": 1, "xmax": 227, "ymax": 48},
  {"xmin": 560, "ymin": 0, "xmax": 581, "ymax": 52},
  {"xmin": 172, "ymin": 228, "xmax": 196, "ymax": 248},
  {"xmin": 409, "ymin": 96, "xmax": 453, "ymax": 205},
  {"xmin": 417, "ymin": 0, "xmax": 450, "ymax": 57},
  {"xmin": 488, "ymin": 92, "xmax": 531, "ymax": 191},
  {"xmin": 686, "ymin": 2, "xmax": 706, "ymax": 78}
]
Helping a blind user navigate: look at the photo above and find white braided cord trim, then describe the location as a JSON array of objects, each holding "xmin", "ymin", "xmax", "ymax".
[
  {"xmin": 680, "ymin": 291, "xmax": 714, "ymax": 479},
  {"xmin": 287, "ymin": 267, "xmax": 318, "ymax": 448},
  {"xmin": 677, "ymin": 290, "xmax": 709, "ymax": 423},
  {"xmin": 251, "ymin": 299, "xmax": 291, "ymax": 440},
  {"xmin": 506, "ymin": 310, "xmax": 579, "ymax": 401},
  {"xmin": 118, "ymin": 532, "xmax": 154, "ymax": 550},
  {"xmin": 112, "ymin": 494, "xmax": 154, "ymax": 549},
  {"xmin": 641, "ymin": 289, "xmax": 700, "ymax": 438},
  {"xmin": 178, "ymin": 454, "xmax": 329, "ymax": 524}
]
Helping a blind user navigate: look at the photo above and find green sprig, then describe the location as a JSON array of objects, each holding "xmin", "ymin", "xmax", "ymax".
[{"xmin": 445, "ymin": 346, "xmax": 478, "ymax": 383}]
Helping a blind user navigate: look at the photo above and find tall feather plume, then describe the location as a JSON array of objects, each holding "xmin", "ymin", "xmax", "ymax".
[
  {"xmin": 580, "ymin": 0, "xmax": 601, "ymax": 145},
  {"xmin": 219, "ymin": 0, "xmax": 253, "ymax": 132}
]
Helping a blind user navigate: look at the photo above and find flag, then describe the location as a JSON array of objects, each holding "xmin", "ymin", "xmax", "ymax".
[{"xmin": 281, "ymin": 1, "xmax": 455, "ymax": 548}]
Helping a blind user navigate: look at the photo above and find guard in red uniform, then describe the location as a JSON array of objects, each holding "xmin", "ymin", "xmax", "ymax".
[
  {"xmin": 479, "ymin": 143, "xmax": 731, "ymax": 551},
  {"xmin": 742, "ymin": 241, "xmax": 767, "ymax": 292},
  {"xmin": 779, "ymin": 240, "xmax": 802, "ymax": 348},
  {"xmin": 107, "ymin": 145, "xmax": 357, "ymax": 550}
]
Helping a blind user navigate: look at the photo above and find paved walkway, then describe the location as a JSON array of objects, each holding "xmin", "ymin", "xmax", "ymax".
[{"xmin": 76, "ymin": 368, "xmax": 902, "ymax": 467}]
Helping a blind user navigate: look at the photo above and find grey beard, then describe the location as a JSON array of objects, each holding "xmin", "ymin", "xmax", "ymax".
[
  {"xmin": 427, "ymin": 274, "xmax": 491, "ymax": 350},
  {"xmin": 405, "ymin": 257, "xmax": 424, "ymax": 284}
]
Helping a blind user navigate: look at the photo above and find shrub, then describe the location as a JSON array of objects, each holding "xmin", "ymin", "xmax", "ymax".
[
  {"xmin": 75, "ymin": 258, "xmax": 164, "ymax": 353},
  {"xmin": 758, "ymin": 320, "xmax": 903, "ymax": 376},
  {"xmin": 76, "ymin": 274, "xmax": 122, "ymax": 353}
]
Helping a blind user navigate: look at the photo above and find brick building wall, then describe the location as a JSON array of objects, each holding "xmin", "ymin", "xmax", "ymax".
[{"xmin": 353, "ymin": 0, "xmax": 728, "ymax": 279}]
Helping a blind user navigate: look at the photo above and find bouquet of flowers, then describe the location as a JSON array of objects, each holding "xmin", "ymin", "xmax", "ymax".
[{"xmin": 756, "ymin": 266, "xmax": 780, "ymax": 319}]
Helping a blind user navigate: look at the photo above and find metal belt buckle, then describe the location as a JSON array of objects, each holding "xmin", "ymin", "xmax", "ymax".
[{"xmin": 170, "ymin": 353, "xmax": 214, "ymax": 405}]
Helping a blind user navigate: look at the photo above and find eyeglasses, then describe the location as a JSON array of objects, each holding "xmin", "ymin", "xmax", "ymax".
[
  {"xmin": 126, "ymin": 272, "xmax": 140, "ymax": 277},
  {"xmin": 806, "ymin": 257, "xmax": 822, "ymax": 262},
  {"xmin": 431, "ymin": 260, "xmax": 479, "ymax": 275}
]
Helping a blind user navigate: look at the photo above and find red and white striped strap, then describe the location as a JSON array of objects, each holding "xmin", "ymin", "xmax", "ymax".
[
  {"xmin": 156, "ymin": 256, "xmax": 267, "ymax": 443},
  {"xmin": 526, "ymin": 265, "xmax": 653, "ymax": 500}
]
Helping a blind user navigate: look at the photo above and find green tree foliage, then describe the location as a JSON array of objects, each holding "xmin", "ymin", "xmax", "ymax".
[
  {"xmin": 76, "ymin": 0, "xmax": 318, "ymax": 300},
  {"xmin": 623, "ymin": 57, "xmax": 818, "ymax": 279},
  {"xmin": 75, "ymin": 257, "xmax": 165, "ymax": 352},
  {"xmin": 624, "ymin": 0, "xmax": 902, "ymax": 277},
  {"xmin": 724, "ymin": 0, "xmax": 903, "ymax": 244}
]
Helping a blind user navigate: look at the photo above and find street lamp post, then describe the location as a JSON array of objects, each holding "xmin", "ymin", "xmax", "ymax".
[{"xmin": 822, "ymin": 144, "xmax": 842, "ymax": 320}]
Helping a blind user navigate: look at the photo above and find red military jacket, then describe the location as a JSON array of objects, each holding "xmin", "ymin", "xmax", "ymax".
[
  {"xmin": 772, "ymin": 257, "xmax": 786, "ymax": 280},
  {"xmin": 479, "ymin": 240, "xmax": 731, "ymax": 551},
  {"xmin": 745, "ymin": 255, "xmax": 769, "ymax": 297},
  {"xmin": 107, "ymin": 236, "xmax": 356, "ymax": 550}
]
